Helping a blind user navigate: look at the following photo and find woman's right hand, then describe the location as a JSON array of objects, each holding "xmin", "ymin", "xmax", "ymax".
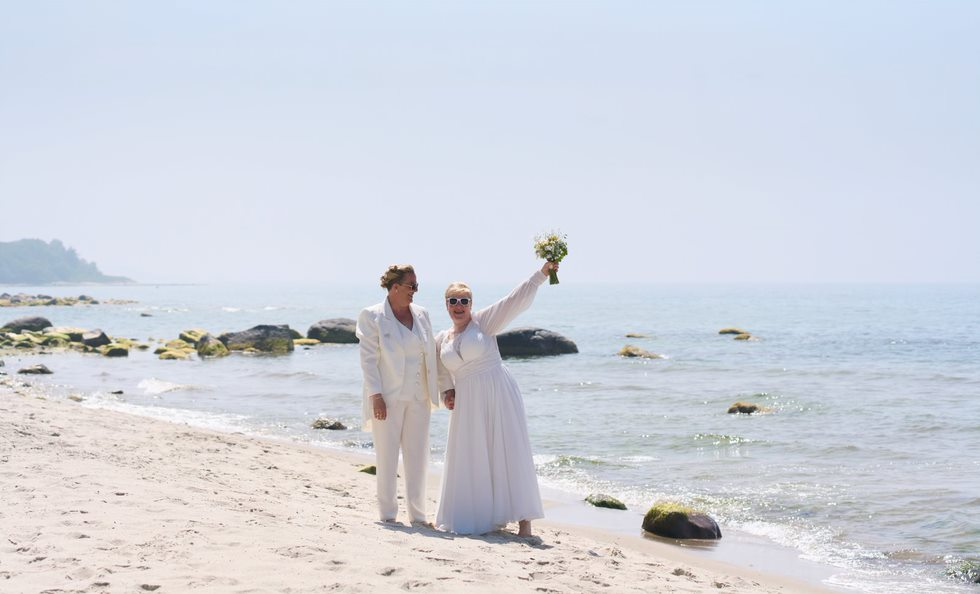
[{"xmin": 371, "ymin": 394, "xmax": 387, "ymax": 421}]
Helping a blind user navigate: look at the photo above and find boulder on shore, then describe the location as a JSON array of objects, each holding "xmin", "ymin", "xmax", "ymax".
[
  {"xmin": 219, "ymin": 325, "xmax": 295, "ymax": 353},
  {"xmin": 1, "ymin": 316, "xmax": 53, "ymax": 333},
  {"xmin": 585, "ymin": 493, "xmax": 627, "ymax": 510},
  {"xmin": 642, "ymin": 502, "xmax": 722, "ymax": 540},
  {"xmin": 307, "ymin": 318, "xmax": 358, "ymax": 344},
  {"xmin": 358, "ymin": 464, "xmax": 377, "ymax": 475},
  {"xmin": 18, "ymin": 364, "xmax": 53, "ymax": 375},
  {"xmin": 496, "ymin": 327, "xmax": 578, "ymax": 358}
]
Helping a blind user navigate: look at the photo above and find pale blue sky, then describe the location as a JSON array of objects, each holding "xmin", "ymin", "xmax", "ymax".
[{"xmin": 1, "ymin": 1, "xmax": 978, "ymax": 284}]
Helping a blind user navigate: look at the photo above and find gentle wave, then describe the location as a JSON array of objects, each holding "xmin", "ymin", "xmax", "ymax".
[{"xmin": 137, "ymin": 378, "xmax": 200, "ymax": 395}]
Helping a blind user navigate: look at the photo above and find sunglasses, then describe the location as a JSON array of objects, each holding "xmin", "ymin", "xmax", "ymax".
[
  {"xmin": 398, "ymin": 282, "xmax": 419, "ymax": 291},
  {"xmin": 446, "ymin": 297, "xmax": 471, "ymax": 306}
]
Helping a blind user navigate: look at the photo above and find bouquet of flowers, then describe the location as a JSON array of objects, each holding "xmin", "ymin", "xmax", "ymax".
[{"xmin": 533, "ymin": 230, "xmax": 568, "ymax": 285}]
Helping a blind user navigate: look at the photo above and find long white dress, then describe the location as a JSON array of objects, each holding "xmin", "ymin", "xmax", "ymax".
[{"xmin": 435, "ymin": 270, "xmax": 547, "ymax": 535}]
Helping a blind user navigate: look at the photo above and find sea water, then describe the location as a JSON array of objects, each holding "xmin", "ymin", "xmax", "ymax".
[{"xmin": 3, "ymin": 281, "xmax": 978, "ymax": 593}]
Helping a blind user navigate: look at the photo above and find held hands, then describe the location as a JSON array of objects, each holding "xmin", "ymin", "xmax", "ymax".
[
  {"xmin": 541, "ymin": 261, "xmax": 559, "ymax": 276},
  {"xmin": 371, "ymin": 393, "xmax": 387, "ymax": 421},
  {"xmin": 443, "ymin": 389, "xmax": 456, "ymax": 410}
]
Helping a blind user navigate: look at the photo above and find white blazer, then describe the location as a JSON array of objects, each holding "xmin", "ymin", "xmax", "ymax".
[{"xmin": 356, "ymin": 299, "xmax": 440, "ymax": 431}]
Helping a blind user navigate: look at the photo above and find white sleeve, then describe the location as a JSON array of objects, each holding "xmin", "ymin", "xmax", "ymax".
[
  {"xmin": 472, "ymin": 270, "xmax": 547, "ymax": 337},
  {"xmin": 355, "ymin": 308, "xmax": 383, "ymax": 397}
]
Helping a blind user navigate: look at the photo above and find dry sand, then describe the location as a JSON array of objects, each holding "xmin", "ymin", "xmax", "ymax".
[{"xmin": 0, "ymin": 377, "xmax": 833, "ymax": 593}]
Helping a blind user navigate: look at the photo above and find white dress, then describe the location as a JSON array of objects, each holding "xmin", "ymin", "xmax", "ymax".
[{"xmin": 435, "ymin": 270, "xmax": 547, "ymax": 535}]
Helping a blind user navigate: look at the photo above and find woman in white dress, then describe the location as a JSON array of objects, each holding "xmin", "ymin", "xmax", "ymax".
[{"xmin": 435, "ymin": 261, "xmax": 558, "ymax": 537}]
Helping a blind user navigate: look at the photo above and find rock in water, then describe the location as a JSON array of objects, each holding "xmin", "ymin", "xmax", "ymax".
[
  {"xmin": 585, "ymin": 493, "xmax": 627, "ymax": 510},
  {"xmin": 100, "ymin": 344, "xmax": 130, "ymax": 357},
  {"xmin": 312, "ymin": 418, "xmax": 347, "ymax": 430},
  {"xmin": 496, "ymin": 327, "xmax": 578, "ymax": 357},
  {"xmin": 642, "ymin": 502, "xmax": 722, "ymax": 540},
  {"xmin": 179, "ymin": 328, "xmax": 208, "ymax": 344},
  {"xmin": 618, "ymin": 345, "xmax": 663, "ymax": 359},
  {"xmin": 82, "ymin": 329, "xmax": 112, "ymax": 347},
  {"xmin": 307, "ymin": 318, "xmax": 358, "ymax": 343},
  {"xmin": 727, "ymin": 401, "xmax": 765, "ymax": 414},
  {"xmin": 718, "ymin": 327, "xmax": 747, "ymax": 335},
  {"xmin": 196, "ymin": 334, "xmax": 229, "ymax": 358},
  {"xmin": 18, "ymin": 364, "xmax": 54, "ymax": 375},
  {"xmin": 1, "ymin": 316, "xmax": 53, "ymax": 333},
  {"xmin": 219, "ymin": 325, "xmax": 295, "ymax": 353}
]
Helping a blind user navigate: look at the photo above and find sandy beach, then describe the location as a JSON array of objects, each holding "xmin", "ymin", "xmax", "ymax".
[{"xmin": 0, "ymin": 377, "xmax": 833, "ymax": 594}]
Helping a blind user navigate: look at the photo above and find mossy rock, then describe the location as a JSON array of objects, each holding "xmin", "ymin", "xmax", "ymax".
[
  {"xmin": 358, "ymin": 464, "xmax": 377, "ymax": 475},
  {"xmin": 312, "ymin": 418, "xmax": 347, "ymax": 430},
  {"xmin": 219, "ymin": 325, "xmax": 295, "ymax": 354},
  {"xmin": 947, "ymin": 560, "xmax": 980, "ymax": 583},
  {"xmin": 197, "ymin": 334, "xmax": 230, "ymax": 358},
  {"xmin": 585, "ymin": 493, "xmax": 627, "ymax": 510},
  {"xmin": 153, "ymin": 346, "xmax": 168, "ymax": 355},
  {"xmin": 179, "ymin": 328, "xmax": 208, "ymax": 344},
  {"xmin": 718, "ymin": 327, "xmax": 747, "ymax": 335},
  {"xmin": 294, "ymin": 338, "xmax": 320, "ymax": 346},
  {"xmin": 46, "ymin": 327, "xmax": 86, "ymax": 341},
  {"xmin": 618, "ymin": 345, "xmax": 663, "ymax": 359},
  {"xmin": 733, "ymin": 333, "xmax": 752, "ymax": 341},
  {"xmin": 642, "ymin": 501, "xmax": 721, "ymax": 540},
  {"xmin": 44, "ymin": 337, "xmax": 70, "ymax": 348},
  {"xmin": 100, "ymin": 344, "xmax": 130, "ymax": 357},
  {"xmin": 165, "ymin": 339, "xmax": 195, "ymax": 351},
  {"xmin": 136, "ymin": 343, "xmax": 150, "ymax": 351},
  {"xmin": 728, "ymin": 401, "xmax": 769, "ymax": 414},
  {"xmin": 159, "ymin": 350, "xmax": 190, "ymax": 360},
  {"xmin": 625, "ymin": 332, "xmax": 648, "ymax": 338},
  {"xmin": 42, "ymin": 332, "xmax": 72, "ymax": 344}
]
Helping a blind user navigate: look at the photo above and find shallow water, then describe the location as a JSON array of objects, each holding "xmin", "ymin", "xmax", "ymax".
[{"xmin": 3, "ymin": 281, "xmax": 978, "ymax": 592}]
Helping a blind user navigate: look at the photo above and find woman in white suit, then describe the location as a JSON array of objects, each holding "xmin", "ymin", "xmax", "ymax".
[{"xmin": 356, "ymin": 264, "xmax": 442, "ymax": 525}]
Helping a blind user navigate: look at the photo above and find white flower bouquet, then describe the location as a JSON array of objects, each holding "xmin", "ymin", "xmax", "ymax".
[{"xmin": 533, "ymin": 231, "xmax": 569, "ymax": 285}]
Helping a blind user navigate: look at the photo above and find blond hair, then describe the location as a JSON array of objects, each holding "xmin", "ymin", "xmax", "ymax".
[
  {"xmin": 380, "ymin": 264, "xmax": 415, "ymax": 289},
  {"xmin": 444, "ymin": 281, "xmax": 472, "ymax": 298}
]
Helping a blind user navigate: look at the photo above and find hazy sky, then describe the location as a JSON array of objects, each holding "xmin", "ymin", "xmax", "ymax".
[{"xmin": 1, "ymin": 1, "xmax": 978, "ymax": 284}]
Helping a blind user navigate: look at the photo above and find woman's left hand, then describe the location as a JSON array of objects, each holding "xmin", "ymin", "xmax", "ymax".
[{"xmin": 541, "ymin": 261, "xmax": 559, "ymax": 276}]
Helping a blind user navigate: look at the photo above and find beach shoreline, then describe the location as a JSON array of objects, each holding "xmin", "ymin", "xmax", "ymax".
[{"xmin": 0, "ymin": 377, "xmax": 837, "ymax": 593}]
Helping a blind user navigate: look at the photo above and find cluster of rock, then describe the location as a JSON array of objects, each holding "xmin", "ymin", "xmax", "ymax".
[
  {"xmin": 0, "ymin": 316, "xmax": 148, "ymax": 358},
  {"xmin": 580, "ymin": 494, "xmax": 724, "ymax": 540},
  {"xmin": 155, "ymin": 320, "xmax": 359, "ymax": 360},
  {"xmin": 0, "ymin": 293, "xmax": 136, "ymax": 307}
]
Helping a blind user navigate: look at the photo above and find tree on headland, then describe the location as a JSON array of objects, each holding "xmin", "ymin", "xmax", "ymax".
[{"xmin": 0, "ymin": 239, "xmax": 133, "ymax": 284}]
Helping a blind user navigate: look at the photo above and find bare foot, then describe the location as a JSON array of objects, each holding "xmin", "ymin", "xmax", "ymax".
[{"xmin": 518, "ymin": 520, "xmax": 532, "ymax": 537}]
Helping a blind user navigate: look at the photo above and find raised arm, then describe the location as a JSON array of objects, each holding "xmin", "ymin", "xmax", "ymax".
[{"xmin": 473, "ymin": 269, "xmax": 548, "ymax": 336}]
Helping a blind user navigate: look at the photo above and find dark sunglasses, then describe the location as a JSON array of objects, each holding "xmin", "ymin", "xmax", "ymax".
[
  {"xmin": 446, "ymin": 297, "xmax": 471, "ymax": 306},
  {"xmin": 399, "ymin": 282, "xmax": 419, "ymax": 291}
]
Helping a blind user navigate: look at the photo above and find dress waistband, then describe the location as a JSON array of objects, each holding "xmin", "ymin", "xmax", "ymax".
[{"xmin": 452, "ymin": 358, "xmax": 502, "ymax": 381}]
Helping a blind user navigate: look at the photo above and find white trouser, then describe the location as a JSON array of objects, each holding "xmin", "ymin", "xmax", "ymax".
[{"xmin": 372, "ymin": 398, "xmax": 431, "ymax": 522}]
